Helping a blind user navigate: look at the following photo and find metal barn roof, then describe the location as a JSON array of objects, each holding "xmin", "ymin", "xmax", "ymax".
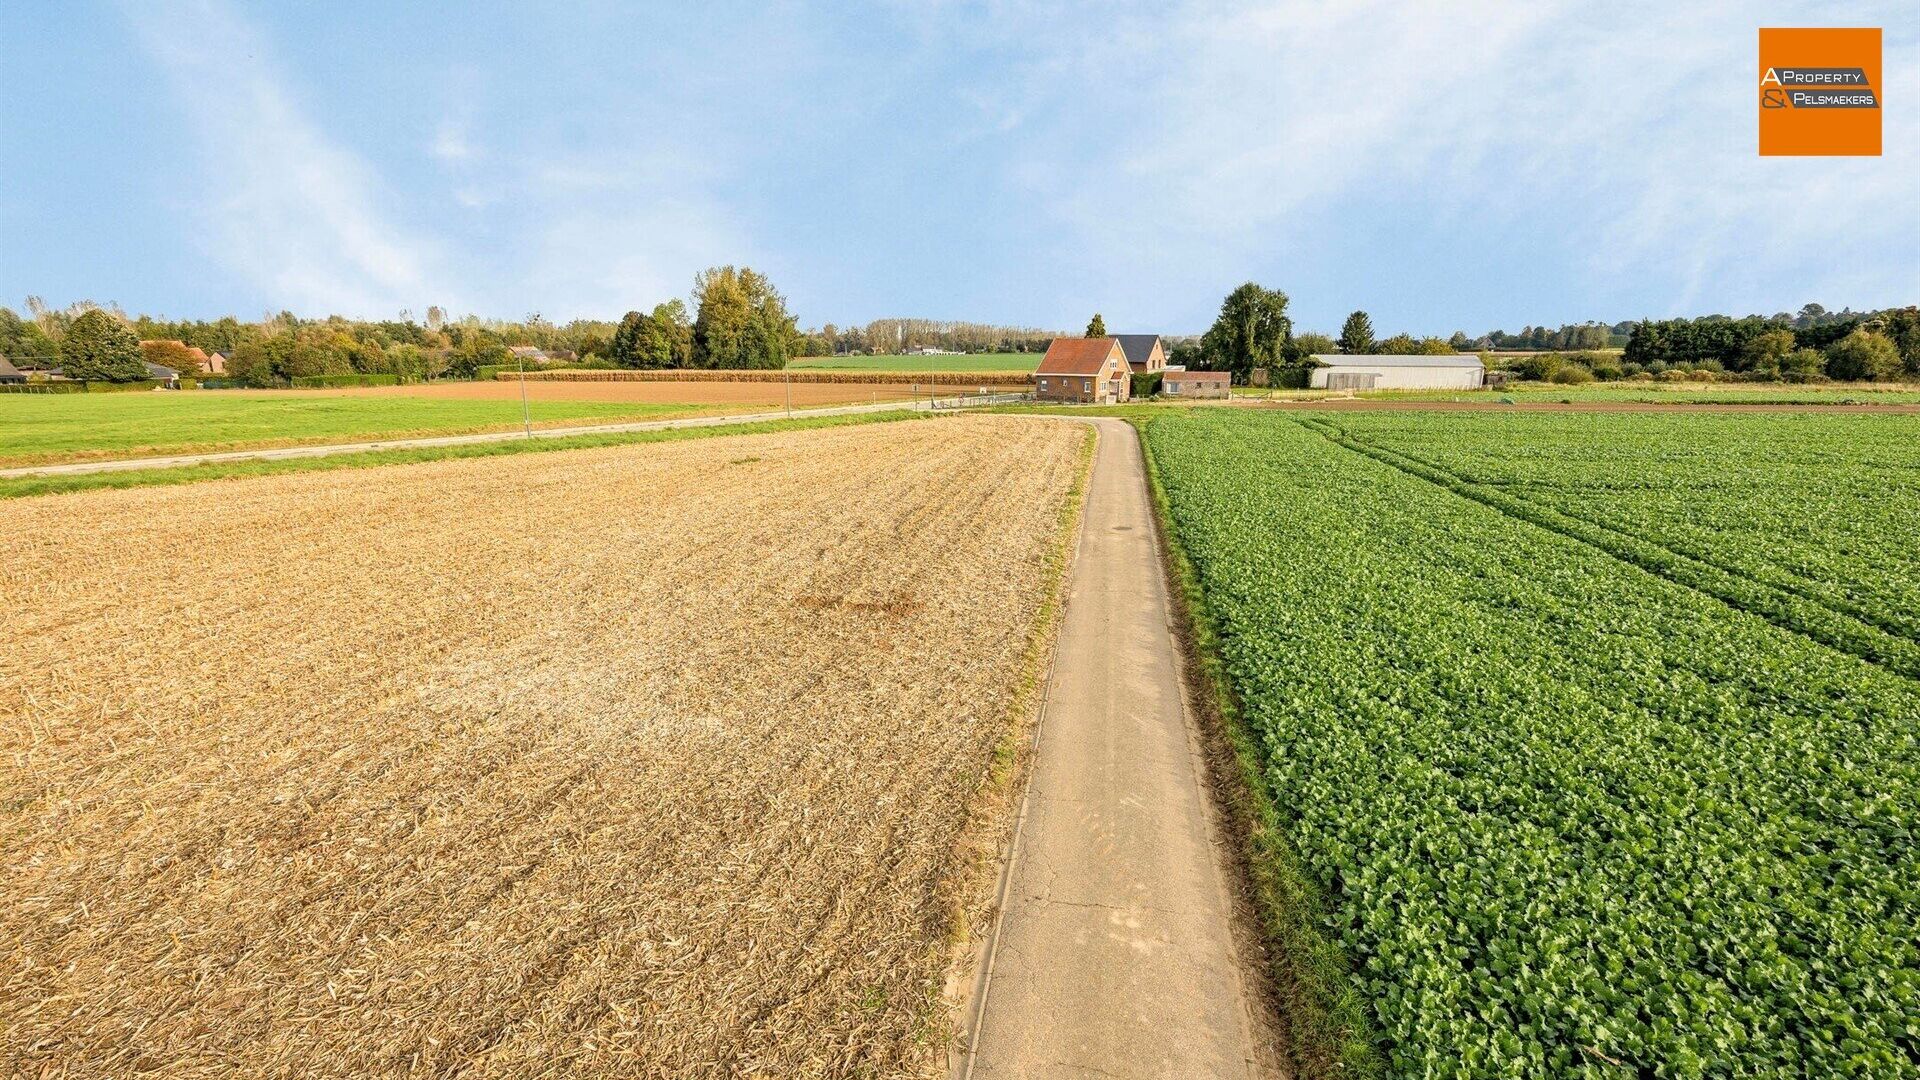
[{"xmin": 1310, "ymin": 354, "xmax": 1484, "ymax": 368}]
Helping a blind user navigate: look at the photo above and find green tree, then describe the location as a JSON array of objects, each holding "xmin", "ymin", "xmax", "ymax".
[
  {"xmin": 1879, "ymin": 307, "xmax": 1920, "ymax": 376},
  {"xmin": 608, "ymin": 310, "xmax": 656, "ymax": 368},
  {"xmin": 1283, "ymin": 332, "xmax": 1337, "ymax": 363},
  {"xmin": 1824, "ymin": 330, "xmax": 1901, "ymax": 381},
  {"xmin": 1338, "ymin": 310, "xmax": 1374, "ymax": 354},
  {"xmin": 0, "ymin": 307, "xmax": 59, "ymax": 368},
  {"xmin": 1085, "ymin": 313, "xmax": 1107, "ymax": 337},
  {"xmin": 1741, "ymin": 329, "xmax": 1797, "ymax": 377},
  {"xmin": 650, "ymin": 300, "xmax": 693, "ymax": 367},
  {"xmin": 691, "ymin": 270, "xmax": 752, "ymax": 368},
  {"xmin": 1375, "ymin": 334, "xmax": 1421, "ymax": 355},
  {"xmin": 692, "ymin": 267, "xmax": 794, "ymax": 369},
  {"xmin": 59, "ymin": 310, "xmax": 146, "ymax": 381},
  {"xmin": 1199, "ymin": 282, "xmax": 1292, "ymax": 383},
  {"xmin": 1781, "ymin": 348, "xmax": 1825, "ymax": 382}
]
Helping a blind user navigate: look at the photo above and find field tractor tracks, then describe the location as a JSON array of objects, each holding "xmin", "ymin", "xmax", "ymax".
[{"xmin": 1295, "ymin": 416, "xmax": 1920, "ymax": 684}]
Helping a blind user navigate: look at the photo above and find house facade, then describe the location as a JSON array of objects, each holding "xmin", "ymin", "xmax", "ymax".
[
  {"xmin": 1114, "ymin": 334, "xmax": 1166, "ymax": 374},
  {"xmin": 1034, "ymin": 338, "xmax": 1132, "ymax": 403},
  {"xmin": 1308, "ymin": 354, "xmax": 1485, "ymax": 390},
  {"xmin": 1162, "ymin": 370, "xmax": 1231, "ymax": 398}
]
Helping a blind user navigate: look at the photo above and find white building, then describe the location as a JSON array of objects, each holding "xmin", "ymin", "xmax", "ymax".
[{"xmin": 1308, "ymin": 354, "xmax": 1484, "ymax": 391}]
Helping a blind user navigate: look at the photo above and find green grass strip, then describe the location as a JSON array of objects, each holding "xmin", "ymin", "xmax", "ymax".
[
  {"xmin": 1132, "ymin": 415, "xmax": 1383, "ymax": 1079},
  {"xmin": 0, "ymin": 411, "xmax": 924, "ymax": 501}
]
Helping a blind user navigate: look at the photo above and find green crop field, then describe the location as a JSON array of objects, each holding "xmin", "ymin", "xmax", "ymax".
[
  {"xmin": 1232, "ymin": 383, "xmax": 1920, "ymax": 405},
  {"xmin": 788, "ymin": 352, "xmax": 1039, "ymax": 372},
  {"xmin": 0, "ymin": 392, "xmax": 713, "ymax": 468},
  {"xmin": 1143, "ymin": 409, "xmax": 1920, "ymax": 1077}
]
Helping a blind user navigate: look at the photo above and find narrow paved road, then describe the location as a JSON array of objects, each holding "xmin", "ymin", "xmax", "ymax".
[
  {"xmin": 961, "ymin": 418, "xmax": 1277, "ymax": 1079},
  {"xmin": 0, "ymin": 395, "xmax": 999, "ymax": 480}
]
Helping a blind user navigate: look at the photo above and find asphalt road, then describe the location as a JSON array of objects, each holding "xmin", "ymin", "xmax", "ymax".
[{"xmin": 960, "ymin": 418, "xmax": 1277, "ymax": 1079}]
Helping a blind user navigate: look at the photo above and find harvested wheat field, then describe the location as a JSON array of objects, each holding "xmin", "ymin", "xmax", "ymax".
[{"xmin": 0, "ymin": 416, "xmax": 1088, "ymax": 1078}]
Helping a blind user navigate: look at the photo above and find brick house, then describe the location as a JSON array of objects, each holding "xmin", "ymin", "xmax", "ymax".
[
  {"xmin": 1162, "ymin": 370, "xmax": 1231, "ymax": 398},
  {"xmin": 1034, "ymin": 338, "xmax": 1132, "ymax": 404},
  {"xmin": 1114, "ymin": 334, "xmax": 1166, "ymax": 374}
]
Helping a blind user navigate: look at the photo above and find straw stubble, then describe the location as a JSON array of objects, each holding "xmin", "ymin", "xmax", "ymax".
[{"xmin": 1, "ymin": 416, "xmax": 1083, "ymax": 1078}]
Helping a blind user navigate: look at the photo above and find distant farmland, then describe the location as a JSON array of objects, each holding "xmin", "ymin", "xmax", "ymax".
[
  {"xmin": 0, "ymin": 381, "xmax": 925, "ymax": 469},
  {"xmin": 0, "ymin": 417, "xmax": 1088, "ymax": 1077},
  {"xmin": 790, "ymin": 352, "xmax": 1041, "ymax": 373}
]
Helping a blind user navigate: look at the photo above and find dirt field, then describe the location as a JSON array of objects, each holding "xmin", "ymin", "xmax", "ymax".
[
  {"xmin": 0, "ymin": 417, "xmax": 1087, "ymax": 1078},
  {"xmin": 326, "ymin": 379, "xmax": 927, "ymax": 406}
]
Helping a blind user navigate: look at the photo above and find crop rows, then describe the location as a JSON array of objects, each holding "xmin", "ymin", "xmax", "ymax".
[
  {"xmin": 1326, "ymin": 412, "xmax": 1920, "ymax": 643},
  {"xmin": 1144, "ymin": 410, "xmax": 1920, "ymax": 1078}
]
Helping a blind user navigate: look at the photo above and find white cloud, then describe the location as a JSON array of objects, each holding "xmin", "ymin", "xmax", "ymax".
[
  {"xmin": 430, "ymin": 121, "xmax": 474, "ymax": 162},
  {"xmin": 123, "ymin": 0, "xmax": 453, "ymax": 316},
  {"xmin": 964, "ymin": 0, "xmax": 1919, "ymax": 324}
]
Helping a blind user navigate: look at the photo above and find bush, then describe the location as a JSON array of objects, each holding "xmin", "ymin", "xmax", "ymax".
[
  {"xmin": 0, "ymin": 381, "xmax": 87, "ymax": 394},
  {"xmin": 1824, "ymin": 330, "xmax": 1902, "ymax": 381},
  {"xmin": 291, "ymin": 374, "xmax": 400, "ymax": 388},
  {"xmin": 1548, "ymin": 364, "xmax": 1595, "ymax": 384},
  {"xmin": 1590, "ymin": 361, "xmax": 1625, "ymax": 381},
  {"xmin": 1656, "ymin": 369, "xmax": 1691, "ymax": 382},
  {"xmin": 1782, "ymin": 348, "xmax": 1826, "ymax": 382},
  {"xmin": 1507, "ymin": 354, "xmax": 1563, "ymax": 382},
  {"xmin": 1131, "ymin": 371, "xmax": 1163, "ymax": 398}
]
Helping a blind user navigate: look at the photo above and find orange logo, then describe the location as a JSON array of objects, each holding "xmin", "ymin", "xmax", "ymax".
[{"xmin": 1759, "ymin": 28, "xmax": 1881, "ymax": 156}]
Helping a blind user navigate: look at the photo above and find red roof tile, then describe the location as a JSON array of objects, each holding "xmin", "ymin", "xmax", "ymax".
[{"xmin": 1035, "ymin": 337, "xmax": 1122, "ymax": 376}]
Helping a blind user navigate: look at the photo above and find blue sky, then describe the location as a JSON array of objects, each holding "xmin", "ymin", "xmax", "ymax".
[{"xmin": 2, "ymin": 2, "xmax": 1915, "ymax": 335}]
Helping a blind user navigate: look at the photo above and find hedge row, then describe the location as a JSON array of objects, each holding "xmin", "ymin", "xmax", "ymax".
[
  {"xmin": 493, "ymin": 368, "xmax": 1033, "ymax": 387},
  {"xmin": 291, "ymin": 374, "xmax": 402, "ymax": 388}
]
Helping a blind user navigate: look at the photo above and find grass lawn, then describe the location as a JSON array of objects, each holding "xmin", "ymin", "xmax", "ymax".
[
  {"xmin": 0, "ymin": 390, "xmax": 724, "ymax": 468},
  {"xmin": 0, "ymin": 411, "xmax": 924, "ymax": 499},
  {"xmin": 789, "ymin": 352, "xmax": 1040, "ymax": 373}
]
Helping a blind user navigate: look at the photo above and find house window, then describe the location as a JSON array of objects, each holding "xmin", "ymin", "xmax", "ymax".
[
  {"xmin": 1082, "ymin": 380, "xmax": 1091, "ymax": 391},
  {"xmin": 1039, "ymin": 378, "xmax": 1048, "ymax": 390}
]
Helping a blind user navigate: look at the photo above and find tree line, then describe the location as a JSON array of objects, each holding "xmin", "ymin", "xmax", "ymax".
[
  {"xmin": 1621, "ymin": 309, "xmax": 1919, "ymax": 381},
  {"xmin": 0, "ymin": 269, "xmax": 1070, "ymax": 387}
]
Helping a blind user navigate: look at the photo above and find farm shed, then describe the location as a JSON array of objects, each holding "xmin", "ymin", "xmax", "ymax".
[
  {"xmin": 1114, "ymin": 334, "xmax": 1166, "ymax": 374},
  {"xmin": 1035, "ymin": 338, "xmax": 1131, "ymax": 403},
  {"xmin": 1162, "ymin": 370, "xmax": 1230, "ymax": 398},
  {"xmin": 1309, "ymin": 354, "xmax": 1484, "ymax": 390}
]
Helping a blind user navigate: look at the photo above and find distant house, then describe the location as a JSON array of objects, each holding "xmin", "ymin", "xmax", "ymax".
[
  {"xmin": 1035, "ymin": 338, "xmax": 1131, "ymax": 404},
  {"xmin": 206, "ymin": 351, "xmax": 229, "ymax": 376},
  {"xmin": 1309, "ymin": 354, "xmax": 1485, "ymax": 391},
  {"xmin": 1162, "ymin": 370, "xmax": 1230, "ymax": 398},
  {"xmin": 144, "ymin": 362, "xmax": 181, "ymax": 388},
  {"xmin": 0, "ymin": 357, "xmax": 25, "ymax": 384},
  {"xmin": 1114, "ymin": 334, "xmax": 1166, "ymax": 374},
  {"xmin": 912, "ymin": 345, "xmax": 959, "ymax": 355},
  {"xmin": 508, "ymin": 346, "xmax": 555, "ymax": 363}
]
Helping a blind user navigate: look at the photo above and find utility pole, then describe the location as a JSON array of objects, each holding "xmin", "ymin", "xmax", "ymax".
[{"xmin": 517, "ymin": 350, "xmax": 532, "ymax": 437}]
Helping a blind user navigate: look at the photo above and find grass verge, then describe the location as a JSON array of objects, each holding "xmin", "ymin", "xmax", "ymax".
[
  {"xmin": 1133, "ymin": 415, "xmax": 1382, "ymax": 1079},
  {"xmin": 0, "ymin": 411, "xmax": 924, "ymax": 500}
]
